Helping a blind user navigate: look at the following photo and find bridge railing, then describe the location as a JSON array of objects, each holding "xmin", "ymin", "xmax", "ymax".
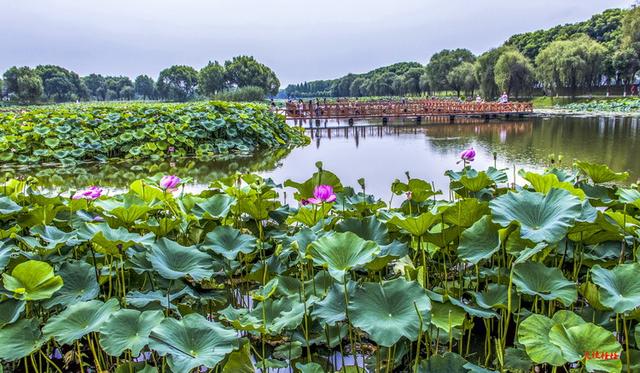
[{"xmin": 284, "ymin": 99, "xmax": 533, "ymax": 119}]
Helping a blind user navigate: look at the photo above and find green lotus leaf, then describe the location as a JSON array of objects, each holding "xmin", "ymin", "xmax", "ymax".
[
  {"xmin": 457, "ymin": 215, "xmax": 500, "ymax": 265},
  {"xmin": 0, "ymin": 318, "xmax": 45, "ymax": 361},
  {"xmin": 2, "ymin": 260, "xmax": 64, "ymax": 301},
  {"xmin": 311, "ymin": 282, "xmax": 356, "ymax": 326},
  {"xmin": 125, "ymin": 288, "xmax": 190, "ymax": 311},
  {"xmin": 191, "ymin": 194, "xmax": 237, "ymax": 220},
  {"xmin": 78, "ymin": 222, "xmax": 155, "ymax": 251},
  {"xmin": 221, "ymin": 297, "xmax": 306, "ymax": 335},
  {"xmin": 590, "ymin": 263, "xmax": 640, "ymax": 313},
  {"xmin": 349, "ymin": 278, "xmax": 431, "ymax": 346},
  {"xmin": 575, "ymin": 161, "xmax": 629, "ymax": 184},
  {"xmin": 43, "ymin": 299, "xmax": 120, "ymax": 345},
  {"xmin": 308, "ymin": 232, "xmax": 380, "ymax": 281},
  {"xmin": 391, "ymin": 178, "xmax": 441, "ymax": 202},
  {"xmin": 429, "ymin": 301, "xmax": 466, "ymax": 336},
  {"xmin": 512, "ymin": 262, "xmax": 577, "ymax": 306},
  {"xmin": 474, "ymin": 284, "xmax": 518, "ymax": 310},
  {"xmin": 148, "ymin": 313, "xmax": 237, "ymax": 372},
  {"xmin": 490, "ymin": 188, "xmax": 582, "ymax": 243},
  {"xmin": 449, "ymin": 297, "xmax": 498, "ymax": 319},
  {"xmin": 335, "ymin": 216, "xmax": 388, "ymax": 244},
  {"xmin": 0, "ymin": 196, "xmax": 22, "ymax": 216},
  {"xmin": 442, "ymin": 198, "xmax": 490, "ymax": 228},
  {"xmin": 99, "ymin": 309, "xmax": 164, "ymax": 356},
  {"xmin": 45, "ymin": 260, "xmax": 99, "ymax": 308},
  {"xmin": 549, "ymin": 322, "xmax": 622, "ymax": 372},
  {"xmin": 222, "ymin": 340, "xmax": 254, "ymax": 373},
  {"xmin": 0, "ymin": 152, "xmax": 13, "ymax": 161},
  {"xmin": 518, "ymin": 313, "xmax": 567, "ymax": 366},
  {"xmin": 387, "ymin": 211, "xmax": 440, "ymax": 237},
  {"xmin": 0, "ymin": 299, "xmax": 25, "ymax": 327},
  {"xmin": 504, "ymin": 347, "xmax": 533, "ymax": 373},
  {"xmin": 0, "ymin": 240, "xmax": 16, "ymax": 272},
  {"xmin": 30, "ymin": 225, "xmax": 80, "ymax": 250},
  {"xmin": 202, "ymin": 225, "xmax": 257, "ymax": 260},
  {"xmin": 130, "ymin": 180, "xmax": 165, "ymax": 202},
  {"xmin": 44, "ymin": 138, "xmax": 60, "ymax": 148},
  {"xmin": 284, "ymin": 169, "xmax": 343, "ymax": 201},
  {"xmin": 146, "ymin": 237, "xmax": 215, "ymax": 281},
  {"xmin": 94, "ymin": 194, "xmax": 157, "ymax": 225},
  {"xmin": 295, "ymin": 362, "xmax": 325, "ymax": 373},
  {"xmin": 521, "ymin": 171, "xmax": 586, "ymax": 199},
  {"xmin": 417, "ymin": 351, "xmax": 467, "ymax": 372}
]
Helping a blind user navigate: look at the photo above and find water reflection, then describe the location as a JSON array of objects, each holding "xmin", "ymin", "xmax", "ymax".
[{"xmin": 2, "ymin": 116, "xmax": 638, "ymax": 198}]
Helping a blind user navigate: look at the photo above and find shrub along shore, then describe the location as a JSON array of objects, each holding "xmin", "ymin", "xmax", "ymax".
[
  {"xmin": 0, "ymin": 101, "xmax": 309, "ymax": 165},
  {"xmin": 0, "ymin": 161, "xmax": 638, "ymax": 372}
]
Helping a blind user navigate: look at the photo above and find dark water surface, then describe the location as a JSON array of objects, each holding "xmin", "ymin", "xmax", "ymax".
[{"xmin": 4, "ymin": 115, "xmax": 639, "ymax": 197}]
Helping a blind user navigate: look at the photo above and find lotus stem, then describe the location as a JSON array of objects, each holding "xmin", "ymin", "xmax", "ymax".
[
  {"xmin": 342, "ymin": 274, "xmax": 359, "ymax": 373},
  {"xmin": 413, "ymin": 302, "xmax": 424, "ymax": 372}
]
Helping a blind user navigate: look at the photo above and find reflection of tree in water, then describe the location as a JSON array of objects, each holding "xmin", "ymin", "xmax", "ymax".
[
  {"xmin": 0, "ymin": 147, "xmax": 293, "ymax": 188},
  {"xmin": 424, "ymin": 117, "xmax": 640, "ymax": 179}
]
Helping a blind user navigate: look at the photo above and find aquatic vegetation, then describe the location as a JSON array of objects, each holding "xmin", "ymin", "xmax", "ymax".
[
  {"xmin": 557, "ymin": 98, "xmax": 640, "ymax": 113},
  {"xmin": 0, "ymin": 101, "xmax": 308, "ymax": 165},
  {"xmin": 0, "ymin": 160, "xmax": 639, "ymax": 372}
]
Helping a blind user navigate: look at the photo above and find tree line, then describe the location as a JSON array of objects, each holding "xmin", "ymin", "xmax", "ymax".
[
  {"xmin": 285, "ymin": 8, "xmax": 640, "ymax": 99},
  {"xmin": 0, "ymin": 56, "xmax": 279, "ymax": 104}
]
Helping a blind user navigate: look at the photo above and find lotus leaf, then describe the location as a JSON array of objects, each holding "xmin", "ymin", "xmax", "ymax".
[
  {"xmin": 490, "ymin": 188, "xmax": 582, "ymax": 243},
  {"xmin": 349, "ymin": 278, "xmax": 431, "ymax": 346},
  {"xmin": 44, "ymin": 298, "xmax": 120, "ymax": 344},
  {"xmin": 45, "ymin": 260, "xmax": 99, "ymax": 307},
  {"xmin": 202, "ymin": 225, "xmax": 257, "ymax": 260},
  {"xmin": 146, "ymin": 237, "xmax": 215, "ymax": 281},
  {"xmin": 0, "ymin": 318, "xmax": 45, "ymax": 361},
  {"xmin": 512, "ymin": 262, "xmax": 577, "ymax": 306},
  {"xmin": 2, "ymin": 260, "xmax": 64, "ymax": 301},
  {"xmin": 308, "ymin": 232, "xmax": 380, "ymax": 281},
  {"xmin": 590, "ymin": 263, "xmax": 640, "ymax": 313},
  {"xmin": 148, "ymin": 313, "xmax": 237, "ymax": 372},
  {"xmin": 99, "ymin": 309, "xmax": 164, "ymax": 356}
]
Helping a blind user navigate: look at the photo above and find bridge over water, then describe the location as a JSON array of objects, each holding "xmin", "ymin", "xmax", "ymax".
[{"xmin": 284, "ymin": 99, "xmax": 533, "ymax": 124}]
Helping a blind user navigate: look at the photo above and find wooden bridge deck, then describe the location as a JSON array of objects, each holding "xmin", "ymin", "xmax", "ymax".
[{"xmin": 284, "ymin": 99, "xmax": 533, "ymax": 120}]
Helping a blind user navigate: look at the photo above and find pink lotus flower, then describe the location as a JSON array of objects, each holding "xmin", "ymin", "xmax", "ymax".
[
  {"xmin": 72, "ymin": 186, "xmax": 103, "ymax": 200},
  {"xmin": 307, "ymin": 185, "xmax": 337, "ymax": 204},
  {"xmin": 460, "ymin": 148, "xmax": 476, "ymax": 162},
  {"xmin": 168, "ymin": 146, "xmax": 175, "ymax": 153},
  {"xmin": 160, "ymin": 175, "xmax": 181, "ymax": 190}
]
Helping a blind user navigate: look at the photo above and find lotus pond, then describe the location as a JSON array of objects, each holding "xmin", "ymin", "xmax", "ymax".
[{"xmin": 0, "ymin": 156, "xmax": 640, "ymax": 373}]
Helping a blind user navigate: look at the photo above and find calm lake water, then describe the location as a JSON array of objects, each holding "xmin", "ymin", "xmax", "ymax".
[{"xmin": 4, "ymin": 115, "xmax": 639, "ymax": 198}]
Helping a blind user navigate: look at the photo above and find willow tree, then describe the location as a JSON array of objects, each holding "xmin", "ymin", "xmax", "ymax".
[
  {"xmin": 447, "ymin": 62, "xmax": 477, "ymax": 97},
  {"xmin": 535, "ymin": 34, "xmax": 606, "ymax": 96},
  {"xmin": 494, "ymin": 49, "xmax": 534, "ymax": 98}
]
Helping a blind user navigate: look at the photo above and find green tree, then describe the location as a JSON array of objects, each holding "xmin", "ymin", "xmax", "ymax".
[
  {"xmin": 494, "ymin": 49, "xmax": 534, "ymax": 98},
  {"xmin": 134, "ymin": 75, "xmax": 156, "ymax": 100},
  {"xmin": 622, "ymin": 6, "xmax": 640, "ymax": 52},
  {"xmin": 535, "ymin": 34, "xmax": 607, "ymax": 96},
  {"xmin": 3, "ymin": 66, "xmax": 43, "ymax": 103},
  {"xmin": 474, "ymin": 47, "xmax": 506, "ymax": 99},
  {"xmin": 104, "ymin": 76, "xmax": 134, "ymax": 101},
  {"xmin": 611, "ymin": 48, "xmax": 640, "ymax": 95},
  {"xmin": 35, "ymin": 65, "xmax": 87, "ymax": 102},
  {"xmin": 426, "ymin": 48, "xmax": 475, "ymax": 91},
  {"xmin": 198, "ymin": 62, "xmax": 226, "ymax": 97},
  {"xmin": 224, "ymin": 56, "xmax": 280, "ymax": 96},
  {"xmin": 419, "ymin": 73, "xmax": 431, "ymax": 95},
  {"xmin": 402, "ymin": 67, "xmax": 424, "ymax": 95},
  {"xmin": 447, "ymin": 62, "xmax": 477, "ymax": 97},
  {"xmin": 156, "ymin": 65, "xmax": 199, "ymax": 101},
  {"xmin": 82, "ymin": 74, "xmax": 106, "ymax": 101},
  {"xmin": 349, "ymin": 77, "xmax": 366, "ymax": 97}
]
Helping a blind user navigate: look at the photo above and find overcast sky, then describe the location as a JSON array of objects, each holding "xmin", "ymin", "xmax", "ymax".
[{"xmin": 0, "ymin": 0, "xmax": 633, "ymax": 86}]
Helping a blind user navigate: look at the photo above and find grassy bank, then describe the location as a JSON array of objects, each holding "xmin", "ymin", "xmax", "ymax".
[{"xmin": 0, "ymin": 101, "xmax": 308, "ymax": 165}]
